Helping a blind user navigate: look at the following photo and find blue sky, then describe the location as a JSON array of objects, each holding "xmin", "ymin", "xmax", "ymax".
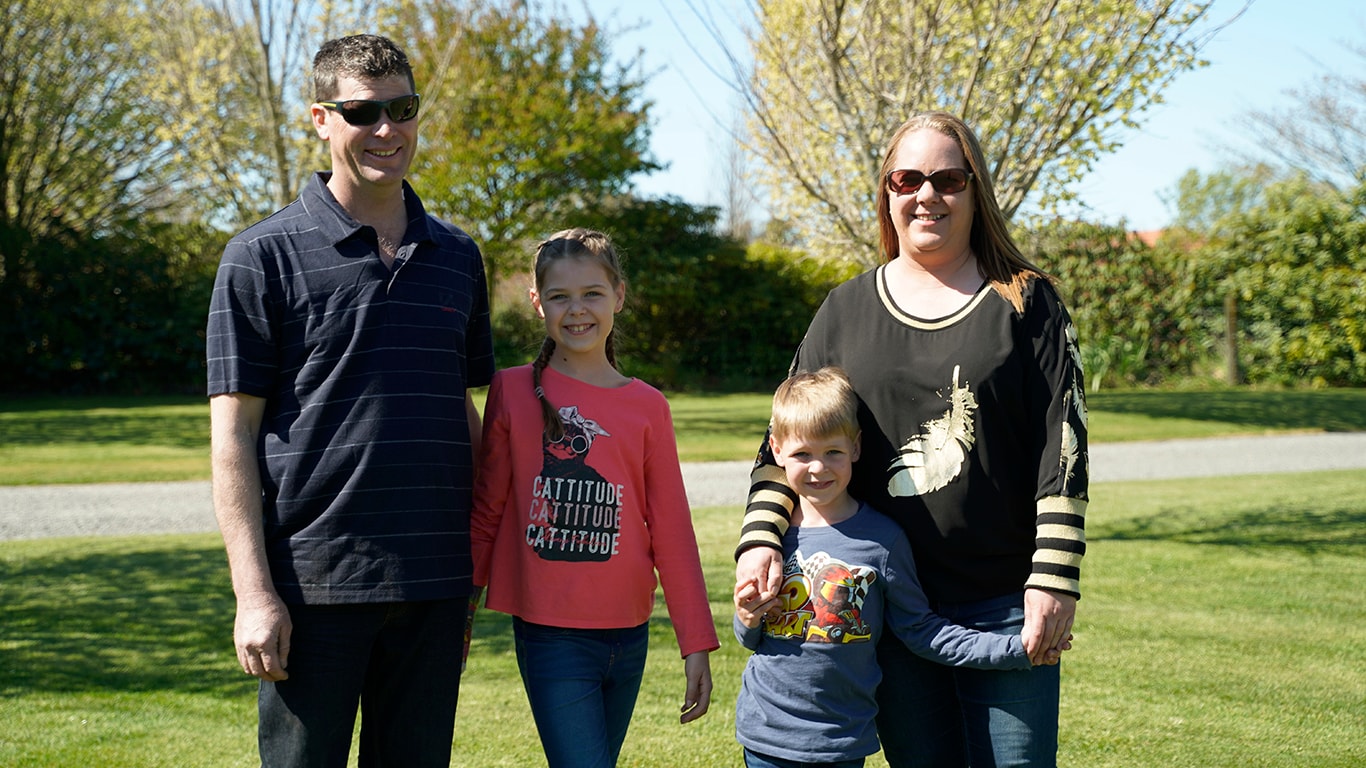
[{"xmin": 581, "ymin": 0, "xmax": 1364, "ymax": 231}]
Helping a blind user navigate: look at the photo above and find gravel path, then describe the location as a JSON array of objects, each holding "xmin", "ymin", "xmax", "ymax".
[{"xmin": 3, "ymin": 432, "xmax": 1365, "ymax": 541}]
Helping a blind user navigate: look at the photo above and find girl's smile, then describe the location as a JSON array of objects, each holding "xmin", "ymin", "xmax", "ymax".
[{"xmin": 530, "ymin": 256, "xmax": 626, "ymax": 366}]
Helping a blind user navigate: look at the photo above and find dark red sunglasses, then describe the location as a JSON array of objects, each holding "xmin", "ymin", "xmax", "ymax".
[{"xmin": 885, "ymin": 168, "xmax": 973, "ymax": 195}]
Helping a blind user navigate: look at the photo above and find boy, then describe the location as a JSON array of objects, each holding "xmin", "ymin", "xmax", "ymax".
[{"xmin": 734, "ymin": 367, "xmax": 1060, "ymax": 768}]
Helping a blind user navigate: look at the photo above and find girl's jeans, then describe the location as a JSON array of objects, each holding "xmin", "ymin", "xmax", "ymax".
[{"xmin": 513, "ymin": 617, "xmax": 650, "ymax": 768}]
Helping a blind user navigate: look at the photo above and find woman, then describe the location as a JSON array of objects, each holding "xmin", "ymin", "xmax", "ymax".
[{"xmin": 736, "ymin": 112, "xmax": 1088, "ymax": 767}]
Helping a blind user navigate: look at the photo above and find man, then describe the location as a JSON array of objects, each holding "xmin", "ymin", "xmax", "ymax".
[{"xmin": 206, "ymin": 34, "xmax": 494, "ymax": 767}]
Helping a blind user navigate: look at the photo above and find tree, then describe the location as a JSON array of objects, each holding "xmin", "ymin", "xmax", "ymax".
[
  {"xmin": 1236, "ymin": 26, "xmax": 1366, "ymax": 192},
  {"xmin": 381, "ymin": 0, "xmax": 658, "ymax": 294},
  {"xmin": 147, "ymin": 0, "xmax": 372, "ymax": 229},
  {"xmin": 0, "ymin": 0, "xmax": 175, "ymax": 250},
  {"xmin": 1161, "ymin": 164, "xmax": 1276, "ymax": 241},
  {"xmin": 1160, "ymin": 164, "xmax": 1281, "ymax": 385},
  {"xmin": 695, "ymin": 0, "xmax": 1235, "ymax": 263},
  {"xmin": 1162, "ymin": 166, "xmax": 1366, "ymax": 387},
  {"xmin": 1025, "ymin": 220, "xmax": 1193, "ymax": 389},
  {"xmin": 718, "ymin": 106, "xmax": 756, "ymax": 242}
]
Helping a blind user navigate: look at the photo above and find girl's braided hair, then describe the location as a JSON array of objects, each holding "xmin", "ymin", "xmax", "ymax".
[{"xmin": 530, "ymin": 229, "xmax": 624, "ymax": 442}]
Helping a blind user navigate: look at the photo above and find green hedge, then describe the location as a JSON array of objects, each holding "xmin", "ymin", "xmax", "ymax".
[
  {"xmin": 4, "ymin": 181, "xmax": 1361, "ymax": 396},
  {"xmin": 492, "ymin": 198, "xmax": 858, "ymax": 391},
  {"xmin": 0, "ymin": 221, "xmax": 224, "ymax": 395}
]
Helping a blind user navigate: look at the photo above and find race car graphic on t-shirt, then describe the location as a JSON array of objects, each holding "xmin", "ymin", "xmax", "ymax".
[{"xmin": 764, "ymin": 550, "xmax": 876, "ymax": 644}]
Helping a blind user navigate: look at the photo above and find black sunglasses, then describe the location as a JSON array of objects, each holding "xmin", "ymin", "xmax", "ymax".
[
  {"xmin": 885, "ymin": 168, "xmax": 974, "ymax": 195},
  {"xmin": 317, "ymin": 94, "xmax": 421, "ymax": 126}
]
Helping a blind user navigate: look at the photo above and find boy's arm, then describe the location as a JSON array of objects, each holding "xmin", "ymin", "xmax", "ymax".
[
  {"xmin": 733, "ymin": 612, "xmax": 764, "ymax": 651},
  {"xmin": 883, "ymin": 535, "xmax": 1031, "ymax": 670}
]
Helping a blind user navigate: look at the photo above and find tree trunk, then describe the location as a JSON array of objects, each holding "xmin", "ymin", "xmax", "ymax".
[{"xmin": 1224, "ymin": 291, "xmax": 1242, "ymax": 385}]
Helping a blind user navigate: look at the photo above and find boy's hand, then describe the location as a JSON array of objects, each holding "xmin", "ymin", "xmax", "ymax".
[
  {"xmin": 734, "ymin": 578, "xmax": 782, "ymax": 629},
  {"xmin": 1035, "ymin": 633, "xmax": 1074, "ymax": 666}
]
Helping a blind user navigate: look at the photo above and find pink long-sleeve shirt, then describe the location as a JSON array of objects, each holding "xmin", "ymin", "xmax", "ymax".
[{"xmin": 471, "ymin": 364, "xmax": 718, "ymax": 658}]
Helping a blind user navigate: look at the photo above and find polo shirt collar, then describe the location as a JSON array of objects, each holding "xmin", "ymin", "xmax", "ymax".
[{"xmin": 301, "ymin": 171, "xmax": 435, "ymax": 247}]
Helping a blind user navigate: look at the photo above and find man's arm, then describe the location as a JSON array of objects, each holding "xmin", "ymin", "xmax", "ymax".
[{"xmin": 210, "ymin": 393, "xmax": 291, "ymax": 681}]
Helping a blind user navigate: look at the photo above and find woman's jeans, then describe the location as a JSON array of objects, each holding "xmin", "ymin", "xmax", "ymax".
[
  {"xmin": 874, "ymin": 591, "xmax": 1060, "ymax": 768},
  {"xmin": 257, "ymin": 598, "xmax": 466, "ymax": 768},
  {"xmin": 513, "ymin": 618, "xmax": 650, "ymax": 768}
]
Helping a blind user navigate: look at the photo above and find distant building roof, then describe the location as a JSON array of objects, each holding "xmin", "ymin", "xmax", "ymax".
[{"xmin": 1129, "ymin": 229, "xmax": 1163, "ymax": 247}]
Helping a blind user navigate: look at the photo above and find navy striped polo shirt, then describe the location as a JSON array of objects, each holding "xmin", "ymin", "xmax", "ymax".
[{"xmin": 206, "ymin": 172, "xmax": 495, "ymax": 604}]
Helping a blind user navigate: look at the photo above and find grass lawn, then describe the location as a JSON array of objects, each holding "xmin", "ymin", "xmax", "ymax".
[
  {"xmin": 3, "ymin": 388, "xmax": 1365, "ymax": 485},
  {"xmin": 2, "ymin": 469, "xmax": 1364, "ymax": 766}
]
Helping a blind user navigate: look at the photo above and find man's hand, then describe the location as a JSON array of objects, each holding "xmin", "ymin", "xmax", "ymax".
[{"xmin": 234, "ymin": 591, "xmax": 292, "ymax": 681}]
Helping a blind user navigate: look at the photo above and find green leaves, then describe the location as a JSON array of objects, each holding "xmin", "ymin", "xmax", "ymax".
[
  {"xmin": 737, "ymin": 0, "xmax": 1217, "ymax": 264},
  {"xmin": 387, "ymin": 0, "xmax": 657, "ymax": 291}
]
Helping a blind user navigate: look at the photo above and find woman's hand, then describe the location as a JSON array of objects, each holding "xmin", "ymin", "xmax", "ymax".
[
  {"xmin": 1023, "ymin": 588, "xmax": 1076, "ymax": 665},
  {"xmin": 736, "ymin": 546, "xmax": 784, "ymax": 601}
]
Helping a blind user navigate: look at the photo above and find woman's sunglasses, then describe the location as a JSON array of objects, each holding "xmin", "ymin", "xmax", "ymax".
[
  {"xmin": 317, "ymin": 94, "xmax": 421, "ymax": 126},
  {"xmin": 885, "ymin": 168, "xmax": 973, "ymax": 196}
]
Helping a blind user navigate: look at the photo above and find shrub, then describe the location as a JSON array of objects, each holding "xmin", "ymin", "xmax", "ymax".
[{"xmin": 1025, "ymin": 220, "xmax": 1194, "ymax": 388}]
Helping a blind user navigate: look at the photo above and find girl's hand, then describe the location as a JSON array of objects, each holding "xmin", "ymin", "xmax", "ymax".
[{"xmin": 679, "ymin": 651, "xmax": 713, "ymax": 724}]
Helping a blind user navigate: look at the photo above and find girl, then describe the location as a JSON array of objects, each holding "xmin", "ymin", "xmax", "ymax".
[{"xmin": 470, "ymin": 228, "xmax": 717, "ymax": 768}]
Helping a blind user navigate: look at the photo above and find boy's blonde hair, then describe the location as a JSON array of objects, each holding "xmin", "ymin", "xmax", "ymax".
[{"xmin": 770, "ymin": 367, "xmax": 860, "ymax": 444}]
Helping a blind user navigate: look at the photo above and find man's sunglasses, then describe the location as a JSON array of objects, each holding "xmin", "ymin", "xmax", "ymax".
[
  {"xmin": 885, "ymin": 168, "xmax": 974, "ymax": 196},
  {"xmin": 317, "ymin": 94, "xmax": 421, "ymax": 126}
]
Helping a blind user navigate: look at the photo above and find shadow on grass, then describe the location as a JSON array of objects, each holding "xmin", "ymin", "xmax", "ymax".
[
  {"xmin": 1093, "ymin": 503, "xmax": 1366, "ymax": 557},
  {"xmin": 0, "ymin": 534, "xmax": 693, "ymax": 703},
  {"xmin": 667, "ymin": 393, "xmax": 772, "ymax": 440},
  {"xmin": 0, "ymin": 540, "xmax": 241, "ymax": 698},
  {"xmin": 1088, "ymin": 389, "xmax": 1366, "ymax": 433},
  {"xmin": 0, "ymin": 396, "xmax": 208, "ymax": 450}
]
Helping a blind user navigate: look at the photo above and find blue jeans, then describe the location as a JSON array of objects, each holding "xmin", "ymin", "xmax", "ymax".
[
  {"xmin": 874, "ymin": 592, "xmax": 1060, "ymax": 768},
  {"xmin": 513, "ymin": 618, "xmax": 650, "ymax": 768},
  {"xmin": 257, "ymin": 599, "xmax": 465, "ymax": 768},
  {"xmin": 743, "ymin": 747, "xmax": 866, "ymax": 768}
]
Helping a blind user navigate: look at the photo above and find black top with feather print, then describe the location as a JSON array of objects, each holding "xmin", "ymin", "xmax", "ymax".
[{"xmin": 741, "ymin": 267, "xmax": 1088, "ymax": 602}]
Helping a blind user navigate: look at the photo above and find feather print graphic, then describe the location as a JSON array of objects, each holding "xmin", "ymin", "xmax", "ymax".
[
  {"xmin": 887, "ymin": 365, "xmax": 977, "ymax": 497},
  {"xmin": 1060, "ymin": 322, "xmax": 1087, "ymax": 483}
]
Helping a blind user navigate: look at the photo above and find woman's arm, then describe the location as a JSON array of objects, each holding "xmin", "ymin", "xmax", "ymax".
[
  {"xmin": 735, "ymin": 441, "xmax": 793, "ymax": 600},
  {"xmin": 1020, "ymin": 281, "xmax": 1090, "ymax": 661}
]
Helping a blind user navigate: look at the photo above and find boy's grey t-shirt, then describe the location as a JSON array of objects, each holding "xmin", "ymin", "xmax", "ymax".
[{"xmin": 733, "ymin": 503, "xmax": 1029, "ymax": 763}]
